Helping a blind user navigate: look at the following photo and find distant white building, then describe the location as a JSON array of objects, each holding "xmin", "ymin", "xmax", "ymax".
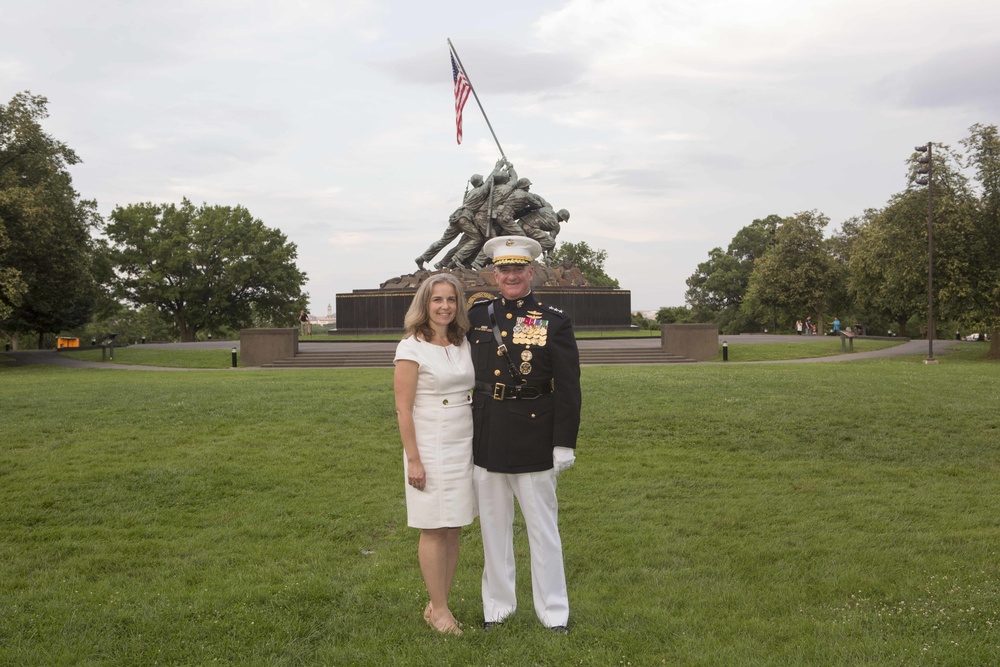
[{"xmin": 313, "ymin": 303, "xmax": 336, "ymax": 329}]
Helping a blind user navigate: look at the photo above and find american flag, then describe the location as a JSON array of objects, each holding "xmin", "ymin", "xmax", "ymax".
[{"xmin": 451, "ymin": 53, "xmax": 471, "ymax": 144}]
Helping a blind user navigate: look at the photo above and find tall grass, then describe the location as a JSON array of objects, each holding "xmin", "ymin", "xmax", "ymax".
[{"xmin": 1, "ymin": 356, "xmax": 997, "ymax": 665}]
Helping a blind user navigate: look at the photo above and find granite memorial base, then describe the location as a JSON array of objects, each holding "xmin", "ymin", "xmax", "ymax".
[
  {"xmin": 661, "ymin": 323, "xmax": 719, "ymax": 361},
  {"xmin": 336, "ymin": 287, "xmax": 632, "ymax": 333},
  {"xmin": 240, "ymin": 328, "xmax": 298, "ymax": 366}
]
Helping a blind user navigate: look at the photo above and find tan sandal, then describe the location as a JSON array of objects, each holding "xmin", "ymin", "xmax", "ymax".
[{"xmin": 426, "ymin": 610, "xmax": 463, "ymax": 635}]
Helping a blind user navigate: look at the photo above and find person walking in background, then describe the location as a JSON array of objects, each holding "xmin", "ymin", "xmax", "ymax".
[
  {"xmin": 805, "ymin": 316, "xmax": 813, "ymax": 335},
  {"xmin": 832, "ymin": 317, "xmax": 841, "ymax": 334},
  {"xmin": 796, "ymin": 319, "xmax": 803, "ymax": 335},
  {"xmin": 467, "ymin": 236, "xmax": 582, "ymax": 635},
  {"xmin": 298, "ymin": 309, "xmax": 311, "ymax": 336},
  {"xmin": 393, "ymin": 273, "xmax": 476, "ymax": 636}
]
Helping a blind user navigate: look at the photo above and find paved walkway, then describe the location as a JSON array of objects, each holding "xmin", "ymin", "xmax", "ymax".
[
  {"xmin": 705, "ymin": 336, "xmax": 960, "ymax": 364},
  {"xmin": 1, "ymin": 336, "xmax": 963, "ymax": 371}
]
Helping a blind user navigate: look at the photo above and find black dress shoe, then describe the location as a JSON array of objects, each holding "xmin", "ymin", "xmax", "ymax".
[
  {"xmin": 551, "ymin": 625, "xmax": 569, "ymax": 634},
  {"xmin": 483, "ymin": 621, "xmax": 503, "ymax": 631}
]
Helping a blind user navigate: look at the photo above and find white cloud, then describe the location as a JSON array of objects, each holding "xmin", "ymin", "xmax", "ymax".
[
  {"xmin": 4, "ymin": 0, "xmax": 1000, "ymax": 312},
  {"xmin": 328, "ymin": 231, "xmax": 375, "ymax": 247}
]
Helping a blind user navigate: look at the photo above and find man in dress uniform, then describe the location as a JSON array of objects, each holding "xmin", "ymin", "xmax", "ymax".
[{"xmin": 466, "ymin": 235, "xmax": 582, "ymax": 634}]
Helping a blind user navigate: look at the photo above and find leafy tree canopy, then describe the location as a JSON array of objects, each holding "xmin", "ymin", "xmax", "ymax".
[
  {"xmin": 0, "ymin": 91, "xmax": 101, "ymax": 345},
  {"xmin": 106, "ymin": 199, "xmax": 307, "ymax": 342},
  {"xmin": 544, "ymin": 240, "xmax": 620, "ymax": 289},
  {"xmin": 685, "ymin": 214, "xmax": 781, "ymax": 333},
  {"xmin": 0, "ymin": 225, "xmax": 25, "ymax": 322},
  {"xmin": 958, "ymin": 123, "xmax": 1000, "ymax": 357},
  {"xmin": 655, "ymin": 306, "xmax": 696, "ymax": 325},
  {"xmin": 839, "ymin": 127, "xmax": 1000, "ymax": 351},
  {"xmin": 742, "ymin": 210, "xmax": 841, "ymax": 329}
]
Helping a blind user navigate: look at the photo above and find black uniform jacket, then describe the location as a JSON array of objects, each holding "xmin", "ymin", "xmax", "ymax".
[{"xmin": 467, "ymin": 292, "xmax": 582, "ymax": 473}]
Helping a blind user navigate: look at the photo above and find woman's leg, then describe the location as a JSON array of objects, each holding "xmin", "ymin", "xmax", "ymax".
[
  {"xmin": 444, "ymin": 527, "xmax": 461, "ymax": 597},
  {"xmin": 419, "ymin": 528, "xmax": 449, "ymax": 610},
  {"xmin": 419, "ymin": 528, "xmax": 461, "ymax": 632}
]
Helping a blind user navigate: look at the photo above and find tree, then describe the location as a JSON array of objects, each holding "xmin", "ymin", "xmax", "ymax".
[
  {"xmin": 544, "ymin": 241, "xmax": 620, "ymax": 288},
  {"xmin": 0, "ymin": 92, "xmax": 102, "ymax": 347},
  {"xmin": 106, "ymin": 199, "xmax": 307, "ymax": 342},
  {"xmin": 685, "ymin": 215, "xmax": 781, "ymax": 333},
  {"xmin": 631, "ymin": 311, "xmax": 660, "ymax": 330},
  {"xmin": 655, "ymin": 305, "xmax": 696, "ymax": 325},
  {"xmin": 80, "ymin": 303, "xmax": 182, "ymax": 345},
  {"xmin": 0, "ymin": 225, "xmax": 25, "ymax": 322},
  {"xmin": 742, "ymin": 211, "xmax": 841, "ymax": 331},
  {"xmin": 848, "ymin": 144, "xmax": 974, "ymax": 337},
  {"xmin": 959, "ymin": 123, "xmax": 1000, "ymax": 358},
  {"xmin": 847, "ymin": 201, "xmax": 923, "ymax": 335}
]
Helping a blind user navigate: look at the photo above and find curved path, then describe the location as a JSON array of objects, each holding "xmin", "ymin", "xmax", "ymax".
[
  {"xmin": 1, "ymin": 335, "xmax": 963, "ymax": 371},
  {"xmin": 704, "ymin": 335, "xmax": 961, "ymax": 364}
]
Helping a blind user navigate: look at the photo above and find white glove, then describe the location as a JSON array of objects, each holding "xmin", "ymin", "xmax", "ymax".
[{"xmin": 553, "ymin": 447, "xmax": 575, "ymax": 474}]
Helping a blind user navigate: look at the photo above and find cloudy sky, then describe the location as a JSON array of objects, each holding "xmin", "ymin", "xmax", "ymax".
[{"xmin": 4, "ymin": 0, "xmax": 998, "ymax": 311}]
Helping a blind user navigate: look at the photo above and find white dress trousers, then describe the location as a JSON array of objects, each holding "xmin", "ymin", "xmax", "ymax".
[{"xmin": 473, "ymin": 465, "xmax": 569, "ymax": 627}]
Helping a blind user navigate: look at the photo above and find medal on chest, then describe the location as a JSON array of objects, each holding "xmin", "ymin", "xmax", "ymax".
[{"xmin": 512, "ymin": 316, "xmax": 549, "ymax": 346}]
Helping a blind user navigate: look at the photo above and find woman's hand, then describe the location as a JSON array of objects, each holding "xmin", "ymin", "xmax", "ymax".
[{"xmin": 408, "ymin": 460, "xmax": 426, "ymax": 490}]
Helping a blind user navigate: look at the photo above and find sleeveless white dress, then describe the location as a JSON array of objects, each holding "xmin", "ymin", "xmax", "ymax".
[{"xmin": 394, "ymin": 336, "xmax": 477, "ymax": 529}]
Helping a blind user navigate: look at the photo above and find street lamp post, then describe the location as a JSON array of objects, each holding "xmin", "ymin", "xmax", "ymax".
[
  {"xmin": 914, "ymin": 143, "xmax": 936, "ymax": 364},
  {"xmin": 770, "ymin": 224, "xmax": 778, "ymax": 334}
]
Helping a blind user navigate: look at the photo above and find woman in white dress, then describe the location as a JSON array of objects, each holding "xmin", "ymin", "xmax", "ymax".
[{"xmin": 394, "ymin": 273, "xmax": 476, "ymax": 635}]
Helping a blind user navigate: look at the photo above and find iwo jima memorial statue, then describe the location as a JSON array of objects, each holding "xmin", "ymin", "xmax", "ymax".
[
  {"xmin": 334, "ymin": 42, "xmax": 630, "ymax": 332},
  {"xmin": 334, "ymin": 156, "xmax": 631, "ymax": 332}
]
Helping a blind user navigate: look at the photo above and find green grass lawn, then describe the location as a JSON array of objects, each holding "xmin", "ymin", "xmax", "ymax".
[
  {"xmin": 1, "ymin": 355, "xmax": 998, "ymax": 665},
  {"xmin": 62, "ymin": 347, "xmax": 235, "ymax": 368},
  {"xmin": 709, "ymin": 339, "xmax": 906, "ymax": 362}
]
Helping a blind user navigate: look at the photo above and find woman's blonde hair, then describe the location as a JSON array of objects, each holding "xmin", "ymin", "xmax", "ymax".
[{"xmin": 403, "ymin": 273, "xmax": 470, "ymax": 345}]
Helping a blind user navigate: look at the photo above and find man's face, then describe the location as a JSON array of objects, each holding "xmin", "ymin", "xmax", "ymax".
[{"xmin": 494, "ymin": 263, "xmax": 533, "ymax": 300}]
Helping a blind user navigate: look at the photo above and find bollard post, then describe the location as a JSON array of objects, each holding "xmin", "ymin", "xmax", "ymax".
[
  {"xmin": 722, "ymin": 341, "xmax": 728, "ymax": 362},
  {"xmin": 231, "ymin": 346, "xmax": 238, "ymax": 368}
]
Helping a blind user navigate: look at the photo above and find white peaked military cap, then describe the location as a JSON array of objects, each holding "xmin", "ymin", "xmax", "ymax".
[{"xmin": 483, "ymin": 236, "xmax": 542, "ymax": 266}]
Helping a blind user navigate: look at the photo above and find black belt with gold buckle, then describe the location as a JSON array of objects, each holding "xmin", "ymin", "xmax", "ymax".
[{"xmin": 475, "ymin": 380, "xmax": 554, "ymax": 400}]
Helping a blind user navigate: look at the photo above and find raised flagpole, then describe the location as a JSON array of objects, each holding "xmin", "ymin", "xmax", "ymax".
[{"xmin": 448, "ymin": 38, "xmax": 506, "ymax": 159}]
